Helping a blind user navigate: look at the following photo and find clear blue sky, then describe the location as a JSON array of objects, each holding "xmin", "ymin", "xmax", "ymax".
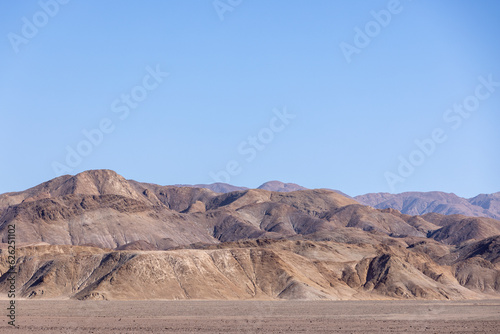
[{"xmin": 1, "ymin": 0, "xmax": 499, "ymax": 198}]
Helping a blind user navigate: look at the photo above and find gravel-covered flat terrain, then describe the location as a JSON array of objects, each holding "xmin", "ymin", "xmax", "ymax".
[{"xmin": 1, "ymin": 299, "xmax": 500, "ymax": 333}]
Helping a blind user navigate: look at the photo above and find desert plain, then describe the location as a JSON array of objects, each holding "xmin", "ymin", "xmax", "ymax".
[{"xmin": 1, "ymin": 299, "xmax": 500, "ymax": 333}]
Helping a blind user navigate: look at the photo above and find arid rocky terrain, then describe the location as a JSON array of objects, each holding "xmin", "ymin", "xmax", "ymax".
[
  {"xmin": 181, "ymin": 180, "xmax": 500, "ymax": 219},
  {"xmin": 1, "ymin": 299, "xmax": 500, "ymax": 333},
  {"xmin": 1, "ymin": 169, "xmax": 500, "ymax": 302}
]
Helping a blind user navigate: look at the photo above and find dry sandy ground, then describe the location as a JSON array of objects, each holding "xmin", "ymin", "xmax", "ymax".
[{"xmin": 1, "ymin": 299, "xmax": 500, "ymax": 333}]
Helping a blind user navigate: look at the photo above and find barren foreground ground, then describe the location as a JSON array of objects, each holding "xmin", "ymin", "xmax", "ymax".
[{"xmin": 1, "ymin": 300, "xmax": 500, "ymax": 333}]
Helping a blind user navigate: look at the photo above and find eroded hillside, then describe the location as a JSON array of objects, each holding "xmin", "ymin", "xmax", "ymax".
[{"xmin": 1, "ymin": 170, "xmax": 499, "ymax": 300}]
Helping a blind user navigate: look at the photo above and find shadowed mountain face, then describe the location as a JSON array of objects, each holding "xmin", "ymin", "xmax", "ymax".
[
  {"xmin": 1, "ymin": 169, "xmax": 500, "ymax": 301},
  {"xmin": 355, "ymin": 192, "xmax": 500, "ymax": 220}
]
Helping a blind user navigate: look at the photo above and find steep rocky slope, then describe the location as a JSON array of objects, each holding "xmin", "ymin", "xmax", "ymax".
[{"xmin": 1, "ymin": 239, "xmax": 491, "ymax": 301}]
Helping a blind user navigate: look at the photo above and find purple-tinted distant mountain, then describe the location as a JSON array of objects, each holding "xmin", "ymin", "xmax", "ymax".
[
  {"xmin": 181, "ymin": 181, "xmax": 306, "ymax": 193},
  {"xmin": 355, "ymin": 191, "xmax": 500, "ymax": 220},
  {"xmin": 469, "ymin": 193, "xmax": 500, "ymax": 213},
  {"xmin": 257, "ymin": 181, "xmax": 307, "ymax": 192},
  {"xmin": 255, "ymin": 182, "xmax": 351, "ymax": 198},
  {"xmin": 179, "ymin": 181, "xmax": 350, "ymax": 198},
  {"xmin": 177, "ymin": 183, "xmax": 248, "ymax": 194}
]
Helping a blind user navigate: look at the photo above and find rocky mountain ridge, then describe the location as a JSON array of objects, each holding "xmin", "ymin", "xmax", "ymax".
[
  {"xmin": 0, "ymin": 169, "xmax": 499, "ymax": 301},
  {"xmin": 170, "ymin": 180, "xmax": 499, "ymax": 220}
]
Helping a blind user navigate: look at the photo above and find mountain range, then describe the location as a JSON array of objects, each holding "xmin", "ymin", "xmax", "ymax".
[
  {"xmin": 355, "ymin": 192, "xmax": 500, "ymax": 220},
  {"xmin": 176, "ymin": 181, "xmax": 499, "ymax": 220},
  {"xmin": 1, "ymin": 169, "xmax": 499, "ymax": 301}
]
